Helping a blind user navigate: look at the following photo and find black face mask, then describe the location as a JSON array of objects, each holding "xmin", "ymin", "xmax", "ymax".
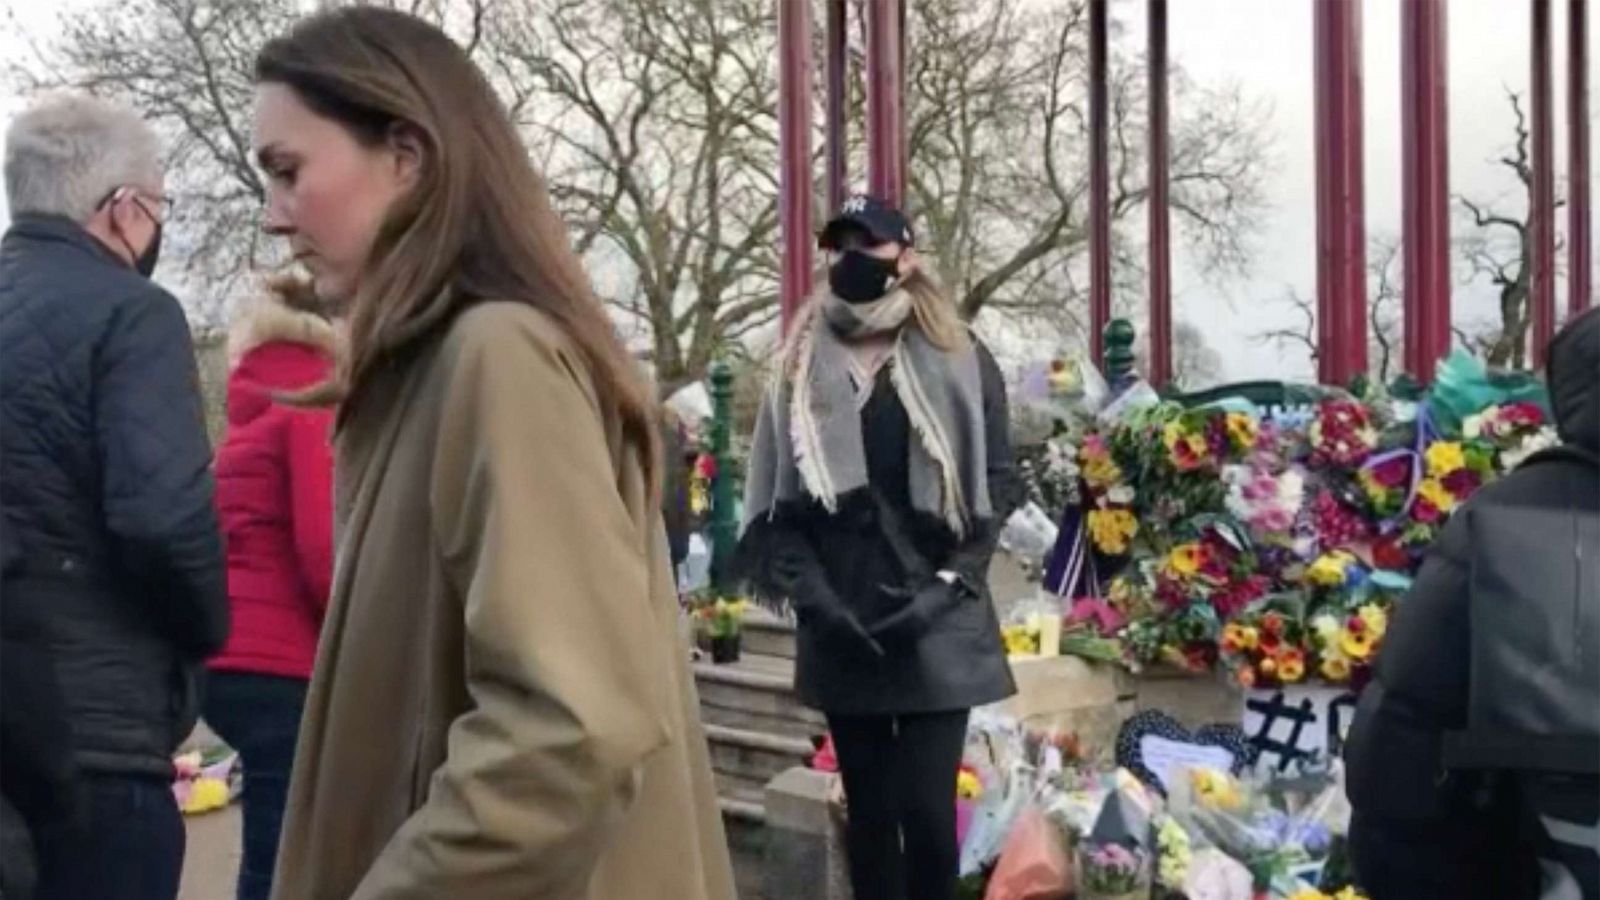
[
  {"xmin": 131, "ymin": 222, "xmax": 162, "ymax": 278},
  {"xmin": 110, "ymin": 196, "xmax": 162, "ymax": 279},
  {"xmin": 829, "ymin": 250, "xmax": 900, "ymax": 304}
]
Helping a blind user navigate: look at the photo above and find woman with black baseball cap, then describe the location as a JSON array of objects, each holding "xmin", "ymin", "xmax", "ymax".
[{"xmin": 739, "ymin": 195, "xmax": 1018, "ymax": 900}]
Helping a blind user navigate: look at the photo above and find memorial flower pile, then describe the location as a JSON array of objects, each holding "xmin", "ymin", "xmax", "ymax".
[{"xmin": 1032, "ymin": 350, "xmax": 1553, "ymax": 685}]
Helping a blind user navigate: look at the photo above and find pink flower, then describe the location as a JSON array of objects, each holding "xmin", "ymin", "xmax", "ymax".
[
  {"xmin": 1069, "ymin": 598, "xmax": 1127, "ymax": 636},
  {"xmin": 1504, "ymin": 402, "xmax": 1544, "ymax": 427},
  {"xmin": 1256, "ymin": 508, "xmax": 1295, "ymax": 533}
]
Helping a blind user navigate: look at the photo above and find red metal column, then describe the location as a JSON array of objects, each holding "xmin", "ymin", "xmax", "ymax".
[
  {"xmin": 1313, "ymin": 0, "xmax": 1368, "ymax": 385},
  {"xmin": 1569, "ymin": 0, "xmax": 1592, "ymax": 317},
  {"xmin": 1147, "ymin": 0, "xmax": 1172, "ymax": 388},
  {"xmin": 1531, "ymin": 0, "xmax": 1557, "ymax": 365},
  {"xmin": 865, "ymin": 0, "xmax": 905, "ymax": 207},
  {"xmin": 778, "ymin": 0, "xmax": 815, "ymax": 332},
  {"xmin": 1089, "ymin": 0, "xmax": 1111, "ymax": 366},
  {"xmin": 1401, "ymin": 0, "xmax": 1451, "ymax": 382},
  {"xmin": 825, "ymin": 0, "xmax": 849, "ymax": 214}
]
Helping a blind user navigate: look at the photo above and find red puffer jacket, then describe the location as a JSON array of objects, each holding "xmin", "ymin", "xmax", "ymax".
[{"xmin": 208, "ymin": 300, "xmax": 335, "ymax": 680}]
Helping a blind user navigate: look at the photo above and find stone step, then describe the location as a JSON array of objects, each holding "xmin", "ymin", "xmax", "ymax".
[
  {"xmin": 705, "ymin": 723, "xmax": 816, "ymax": 796},
  {"xmin": 694, "ymin": 653, "xmax": 823, "ymax": 741},
  {"xmin": 741, "ymin": 609, "xmax": 797, "ymax": 660}
]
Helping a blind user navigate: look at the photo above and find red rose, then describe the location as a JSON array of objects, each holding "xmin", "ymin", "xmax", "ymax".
[
  {"xmin": 1373, "ymin": 536, "xmax": 1409, "ymax": 571},
  {"xmin": 1443, "ymin": 467, "xmax": 1482, "ymax": 498},
  {"xmin": 1263, "ymin": 612, "xmax": 1286, "ymax": 636}
]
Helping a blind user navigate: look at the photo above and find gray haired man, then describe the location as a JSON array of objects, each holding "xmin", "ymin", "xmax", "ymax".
[{"xmin": 1, "ymin": 93, "xmax": 227, "ymax": 900}]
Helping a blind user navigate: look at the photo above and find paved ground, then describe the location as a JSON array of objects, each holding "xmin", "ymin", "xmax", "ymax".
[{"xmin": 180, "ymin": 805, "xmax": 241, "ymax": 900}]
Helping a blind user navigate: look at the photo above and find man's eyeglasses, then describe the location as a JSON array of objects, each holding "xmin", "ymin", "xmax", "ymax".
[{"xmin": 96, "ymin": 186, "xmax": 174, "ymax": 224}]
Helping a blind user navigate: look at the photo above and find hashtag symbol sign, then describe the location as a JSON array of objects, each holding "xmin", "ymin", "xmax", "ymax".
[{"xmin": 1246, "ymin": 691, "xmax": 1319, "ymax": 773}]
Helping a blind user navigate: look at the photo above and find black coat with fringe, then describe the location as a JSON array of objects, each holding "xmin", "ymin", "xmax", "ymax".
[{"xmin": 738, "ymin": 342, "xmax": 1018, "ymax": 716}]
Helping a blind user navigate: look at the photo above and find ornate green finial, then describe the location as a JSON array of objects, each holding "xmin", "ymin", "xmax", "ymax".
[{"xmin": 1104, "ymin": 317, "xmax": 1137, "ymax": 387}]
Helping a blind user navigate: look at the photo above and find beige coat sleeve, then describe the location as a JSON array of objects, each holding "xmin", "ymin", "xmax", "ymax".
[{"xmin": 351, "ymin": 306, "xmax": 673, "ymax": 899}]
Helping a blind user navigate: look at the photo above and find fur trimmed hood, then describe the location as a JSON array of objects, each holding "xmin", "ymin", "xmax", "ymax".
[{"xmin": 228, "ymin": 279, "xmax": 337, "ymax": 366}]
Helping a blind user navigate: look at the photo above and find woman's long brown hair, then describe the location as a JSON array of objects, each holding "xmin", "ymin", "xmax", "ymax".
[{"xmin": 256, "ymin": 8, "xmax": 659, "ymax": 493}]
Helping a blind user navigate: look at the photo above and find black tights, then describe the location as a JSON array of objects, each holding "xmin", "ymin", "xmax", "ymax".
[{"xmin": 827, "ymin": 709, "xmax": 970, "ymax": 900}]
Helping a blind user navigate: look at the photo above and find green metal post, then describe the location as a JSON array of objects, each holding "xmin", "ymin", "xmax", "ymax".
[
  {"xmin": 708, "ymin": 359, "xmax": 737, "ymax": 592},
  {"xmin": 1103, "ymin": 318, "xmax": 1138, "ymax": 391}
]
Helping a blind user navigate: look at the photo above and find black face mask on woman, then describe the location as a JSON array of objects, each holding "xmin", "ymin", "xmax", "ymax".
[{"xmin": 829, "ymin": 250, "xmax": 901, "ymax": 304}]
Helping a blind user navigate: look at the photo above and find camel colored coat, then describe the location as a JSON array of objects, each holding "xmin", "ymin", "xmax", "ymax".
[{"xmin": 270, "ymin": 303, "xmax": 735, "ymax": 900}]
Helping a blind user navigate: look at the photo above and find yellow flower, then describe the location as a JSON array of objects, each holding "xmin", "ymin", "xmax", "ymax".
[
  {"xmin": 1358, "ymin": 604, "xmax": 1389, "ymax": 639},
  {"xmin": 1003, "ymin": 624, "xmax": 1039, "ymax": 656},
  {"xmin": 1087, "ymin": 508, "xmax": 1138, "ymax": 555},
  {"xmin": 1426, "ymin": 441, "xmax": 1467, "ymax": 477},
  {"xmin": 1163, "ymin": 423, "xmax": 1211, "ymax": 469},
  {"xmin": 1321, "ymin": 655, "xmax": 1352, "ymax": 682},
  {"xmin": 1418, "ymin": 477, "xmax": 1458, "ymax": 513},
  {"xmin": 1277, "ymin": 648, "xmax": 1307, "ymax": 683},
  {"xmin": 1190, "ymin": 768, "xmax": 1244, "ymax": 811},
  {"xmin": 1166, "ymin": 542, "xmax": 1204, "ymax": 578},
  {"xmin": 1341, "ymin": 628, "xmax": 1377, "ymax": 661},
  {"xmin": 1222, "ymin": 623, "xmax": 1259, "ymax": 654},
  {"xmin": 1307, "ymin": 551, "xmax": 1354, "ymax": 587},
  {"xmin": 1081, "ymin": 452, "xmax": 1123, "ymax": 490},
  {"xmin": 1226, "ymin": 412, "xmax": 1259, "ymax": 449},
  {"xmin": 956, "ymin": 770, "xmax": 983, "ymax": 799}
]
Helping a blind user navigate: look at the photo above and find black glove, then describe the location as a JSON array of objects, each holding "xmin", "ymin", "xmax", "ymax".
[
  {"xmin": 795, "ymin": 575, "xmax": 886, "ymax": 658},
  {"xmin": 867, "ymin": 578, "xmax": 970, "ymax": 649}
]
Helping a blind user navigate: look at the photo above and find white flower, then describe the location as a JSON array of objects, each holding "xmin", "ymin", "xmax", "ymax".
[
  {"xmin": 1463, "ymin": 407, "xmax": 1495, "ymax": 440},
  {"xmin": 1276, "ymin": 470, "xmax": 1306, "ymax": 509},
  {"xmin": 1107, "ymin": 484, "xmax": 1136, "ymax": 505},
  {"xmin": 1502, "ymin": 427, "xmax": 1559, "ymax": 470}
]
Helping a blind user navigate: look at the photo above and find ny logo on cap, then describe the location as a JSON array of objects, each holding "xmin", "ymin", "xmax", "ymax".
[{"xmin": 841, "ymin": 196, "xmax": 869, "ymax": 214}]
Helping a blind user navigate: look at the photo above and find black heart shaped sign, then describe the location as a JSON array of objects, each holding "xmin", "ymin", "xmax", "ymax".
[{"xmin": 1115, "ymin": 709, "xmax": 1250, "ymax": 795}]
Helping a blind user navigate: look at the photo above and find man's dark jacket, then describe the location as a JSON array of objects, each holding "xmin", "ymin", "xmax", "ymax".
[
  {"xmin": 1, "ymin": 214, "xmax": 227, "ymax": 783},
  {"xmin": 1345, "ymin": 306, "xmax": 1600, "ymax": 900}
]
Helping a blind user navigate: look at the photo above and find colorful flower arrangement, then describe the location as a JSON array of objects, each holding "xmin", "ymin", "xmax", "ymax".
[
  {"xmin": 1035, "ymin": 352, "xmax": 1553, "ymax": 686},
  {"xmin": 690, "ymin": 594, "xmax": 750, "ymax": 638}
]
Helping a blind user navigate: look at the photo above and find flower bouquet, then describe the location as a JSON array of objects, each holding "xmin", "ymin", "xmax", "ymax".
[
  {"xmin": 1076, "ymin": 841, "xmax": 1150, "ymax": 900},
  {"xmin": 689, "ymin": 591, "xmax": 750, "ymax": 664},
  {"xmin": 1167, "ymin": 765, "xmax": 1346, "ymax": 897}
]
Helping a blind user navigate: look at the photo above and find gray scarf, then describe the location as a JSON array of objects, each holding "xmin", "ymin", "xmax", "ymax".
[{"xmin": 742, "ymin": 289, "xmax": 992, "ymax": 538}]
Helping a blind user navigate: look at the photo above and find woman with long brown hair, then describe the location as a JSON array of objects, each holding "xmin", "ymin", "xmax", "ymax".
[
  {"xmin": 740, "ymin": 195, "xmax": 1019, "ymax": 900},
  {"xmin": 250, "ymin": 8, "xmax": 734, "ymax": 898}
]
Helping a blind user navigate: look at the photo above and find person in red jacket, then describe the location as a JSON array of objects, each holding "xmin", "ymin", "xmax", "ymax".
[{"xmin": 203, "ymin": 273, "xmax": 334, "ymax": 900}]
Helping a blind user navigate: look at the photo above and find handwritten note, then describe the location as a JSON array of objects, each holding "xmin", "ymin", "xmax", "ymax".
[{"xmin": 1139, "ymin": 735, "xmax": 1238, "ymax": 793}]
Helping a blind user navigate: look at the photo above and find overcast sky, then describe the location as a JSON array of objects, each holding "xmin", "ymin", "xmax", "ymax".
[{"xmin": 2, "ymin": 0, "xmax": 1594, "ymax": 382}]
